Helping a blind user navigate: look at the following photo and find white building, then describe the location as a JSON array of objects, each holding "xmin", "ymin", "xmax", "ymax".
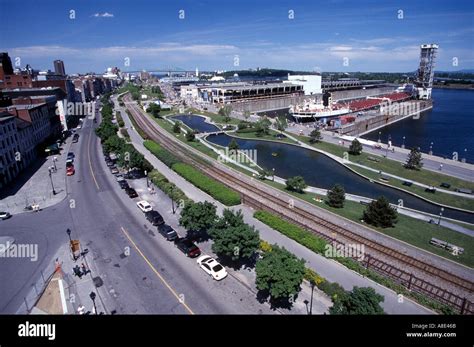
[{"xmin": 285, "ymin": 74, "xmax": 322, "ymax": 95}]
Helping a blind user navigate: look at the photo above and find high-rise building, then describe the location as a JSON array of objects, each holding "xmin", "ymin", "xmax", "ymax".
[
  {"xmin": 54, "ymin": 59, "xmax": 66, "ymax": 76},
  {"xmin": 415, "ymin": 44, "xmax": 438, "ymax": 100},
  {"xmin": 0, "ymin": 52, "xmax": 14, "ymax": 80}
]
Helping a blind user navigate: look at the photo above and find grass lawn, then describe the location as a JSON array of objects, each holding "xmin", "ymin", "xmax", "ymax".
[
  {"xmin": 292, "ymin": 133, "xmax": 474, "ymax": 192},
  {"xmin": 262, "ymin": 180, "xmax": 474, "ymax": 268},
  {"xmin": 347, "ymin": 165, "xmax": 474, "ymax": 211},
  {"xmin": 231, "ymin": 129, "xmax": 298, "ymax": 145},
  {"xmin": 185, "ymin": 107, "xmax": 241, "ymax": 125}
]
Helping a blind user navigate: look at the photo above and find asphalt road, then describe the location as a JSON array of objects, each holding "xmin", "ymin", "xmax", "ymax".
[{"xmin": 0, "ymin": 112, "xmax": 273, "ymax": 314}]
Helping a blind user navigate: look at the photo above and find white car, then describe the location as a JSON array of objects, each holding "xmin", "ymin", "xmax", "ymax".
[
  {"xmin": 196, "ymin": 255, "xmax": 228, "ymax": 281},
  {"xmin": 0, "ymin": 211, "xmax": 12, "ymax": 220},
  {"xmin": 136, "ymin": 200, "xmax": 152, "ymax": 213}
]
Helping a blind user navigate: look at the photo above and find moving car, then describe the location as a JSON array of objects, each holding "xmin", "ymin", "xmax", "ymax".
[
  {"xmin": 125, "ymin": 187, "xmax": 138, "ymax": 198},
  {"xmin": 196, "ymin": 255, "xmax": 228, "ymax": 280},
  {"xmin": 136, "ymin": 200, "xmax": 152, "ymax": 213},
  {"xmin": 174, "ymin": 237, "xmax": 201, "ymax": 258},
  {"xmin": 0, "ymin": 211, "xmax": 12, "ymax": 220},
  {"xmin": 145, "ymin": 210, "xmax": 164, "ymax": 226},
  {"xmin": 158, "ymin": 224, "xmax": 178, "ymax": 241},
  {"xmin": 66, "ymin": 165, "xmax": 75, "ymax": 176}
]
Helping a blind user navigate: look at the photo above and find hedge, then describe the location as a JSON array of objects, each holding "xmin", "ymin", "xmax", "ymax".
[
  {"xmin": 172, "ymin": 162, "xmax": 241, "ymax": 206},
  {"xmin": 253, "ymin": 210, "xmax": 328, "ymax": 255},
  {"xmin": 144, "ymin": 140, "xmax": 180, "ymax": 168},
  {"xmin": 148, "ymin": 170, "xmax": 191, "ymax": 205}
]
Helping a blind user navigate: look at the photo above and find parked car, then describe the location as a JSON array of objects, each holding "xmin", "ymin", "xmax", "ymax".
[
  {"xmin": 145, "ymin": 210, "xmax": 164, "ymax": 226},
  {"xmin": 0, "ymin": 211, "xmax": 12, "ymax": 220},
  {"xmin": 106, "ymin": 161, "xmax": 115, "ymax": 168},
  {"xmin": 118, "ymin": 180, "xmax": 129, "ymax": 189},
  {"xmin": 67, "ymin": 152, "xmax": 75, "ymax": 161},
  {"xmin": 66, "ymin": 165, "xmax": 75, "ymax": 176},
  {"xmin": 116, "ymin": 175, "xmax": 125, "ymax": 182},
  {"xmin": 136, "ymin": 200, "xmax": 153, "ymax": 213},
  {"xmin": 66, "ymin": 161, "xmax": 74, "ymax": 168},
  {"xmin": 72, "ymin": 134, "xmax": 80, "ymax": 143},
  {"xmin": 158, "ymin": 224, "xmax": 178, "ymax": 241},
  {"xmin": 174, "ymin": 237, "xmax": 201, "ymax": 258},
  {"xmin": 124, "ymin": 169, "xmax": 145, "ymax": 179},
  {"xmin": 196, "ymin": 255, "xmax": 228, "ymax": 280},
  {"xmin": 110, "ymin": 167, "xmax": 119, "ymax": 175},
  {"xmin": 125, "ymin": 187, "xmax": 138, "ymax": 198}
]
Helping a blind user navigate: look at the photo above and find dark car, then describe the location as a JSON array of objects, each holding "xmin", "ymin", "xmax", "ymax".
[
  {"xmin": 158, "ymin": 224, "xmax": 178, "ymax": 241},
  {"xmin": 67, "ymin": 152, "xmax": 75, "ymax": 161},
  {"xmin": 72, "ymin": 134, "xmax": 80, "ymax": 143},
  {"xmin": 145, "ymin": 210, "xmax": 164, "ymax": 226},
  {"xmin": 125, "ymin": 187, "xmax": 138, "ymax": 198},
  {"xmin": 174, "ymin": 237, "xmax": 201, "ymax": 258},
  {"xmin": 124, "ymin": 169, "xmax": 145, "ymax": 179},
  {"xmin": 118, "ymin": 180, "xmax": 129, "ymax": 189}
]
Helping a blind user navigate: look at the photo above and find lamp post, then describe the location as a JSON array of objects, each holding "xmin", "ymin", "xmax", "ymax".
[
  {"xmin": 402, "ymin": 136, "xmax": 406, "ymax": 149},
  {"xmin": 272, "ymin": 168, "xmax": 275, "ymax": 182},
  {"xmin": 438, "ymin": 207, "xmax": 444, "ymax": 225},
  {"xmin": 48, "ymin": 167, "xmax": 56, "ymax": 195},
  {"xmin": 52, "ymin": 156, "xmax": 57, "ymax": 171},
  {"xmin": 462, "ymin": 148, "xmax": 467, "ymax": 163},
  {"xmin": 170, "ymin": 185, "xmax": 176, "ymax": 214},
  {"xmin": 309, "ymin": 279, "xmax": 315, "ymax": 315},
  {"xmin": 66, "ymin": 228, "xmax": 72, "ymax": 243},
  {"xmin": 89, "ymin": 292, "xmax": 97, "ymax": 314},
  {"xmin": 378, "ymin": 131, "xmax": 381, "ymax": 143},
  {"xmin": 429, "ymin": 142, "xmax": 433, "ymax": 156},
  {"xmin": 145, "ymin": 170, "xmax": 148, "ymax": 187}
]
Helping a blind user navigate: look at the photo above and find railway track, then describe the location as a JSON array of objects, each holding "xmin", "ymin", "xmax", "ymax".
[{"xmin": 123, "ymin": 95, "xmax": 474, "ymax": 313}]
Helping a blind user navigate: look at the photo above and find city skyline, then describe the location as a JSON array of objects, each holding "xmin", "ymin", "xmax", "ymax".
[{"xmin": 1, "ymin": 0, "xmax": 473, "ymax": 74}]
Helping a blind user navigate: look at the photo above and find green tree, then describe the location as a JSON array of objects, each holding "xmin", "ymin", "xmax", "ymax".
[
  {"xmin": 146, "ymin": 103, "xmax": 161, "ymax": 117},
  {"xmin": 405, "ymin": 147, "xmax": 423, "ymax": 170},
  {"xmin": 309, "ymin": 129, "xmax": 322, "ymax": 143},
  {"xmin": 286, "ymin": 176, "xmax": 307, "ymax": 193},
  {"xmin": 185, "ymin": 131, "xmax": 196, "ymax": 142},
  {"xmin": 363, "ymin": 196, "xmax": 398, "ymax": 228},
  {"xmin": 255, "ymin": 118, "xmax": 271, "ymax": 137},
  {"xmin": 349, "ymin": 138, "xmax": 363, "ymax": 155},
  {"xmin": 329, "ymin": 287, "xmax": 385, "ymax": 315},
  {"xmin": 179, "ymin": 201, "xmax": 218, "ymax": 234},
  {"xmin": 255, "ymin": 245, "xmax": 306, "ymax": 301},
  {"xmin": 173, "ymin": 121, "xmax": 181, "ymax": 134},
  {"xmin": 209, "ymin": 209, "xmax": 260, "ymax": 261},
  {"xmin": 218, "ymin": 105, "xmax": 232, "ymax": 123},
  {"xmin": 228, "ymin": 138, "xmax": 239, "ymax": 151},
  {"xmin": 275, "ymin": 116, "xmax": 288, "ymax": 132},
  {"xmin": 327, "ymin": 184, "xmax": 346, "ymax": 208}
]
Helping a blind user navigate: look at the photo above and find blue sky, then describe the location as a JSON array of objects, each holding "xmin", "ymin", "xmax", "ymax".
[{"xmin": 0, "ymin": 0, "xmax": 473, "ymax": 73}]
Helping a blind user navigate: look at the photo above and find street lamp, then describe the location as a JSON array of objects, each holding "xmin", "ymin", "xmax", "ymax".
[
  {"xmin": 145, "ymin": 170, "xmax": 148, "ymax": 187},
  {"xmin": 66, "ymin": 228, "xmax": 72, "ymax": 243},
  {"xmin": 402, "ymin": 136, "xmax": 406, "ymax": 149},
  {"xmin": 462, "ymin": 148, "xmax": 467, "ymax": 163},
  {"xmin": 48, "ymin": 167, "xmax": 56, "ymax": 195},
  {"xmin": 378, "ymin": 131, "xmax": 381, "ymax": 143},
  {"xmin": 272, "ymin": 168, "xmax": 275, "ymax": 182},
  {"xmin": 438, "ymin": 207, "xmax": 444, "ymax": 225},
  {"xmin": 429, "ymin": 142, "xmax": 433, "ymax": 156},
  {"xmin": 170, "ymin": 185, "xmax": 176, "ymax": 214},
  {"xmin": 89, "ymin": 292, "xmax": 98, "ymax": 314},
  {"xmin": 309, "ymin": 279, "xmax": 315, "ymax": 315},
  {"xmin": 52, "ymin": 156, "xmax": 57, "ymax": 171}
]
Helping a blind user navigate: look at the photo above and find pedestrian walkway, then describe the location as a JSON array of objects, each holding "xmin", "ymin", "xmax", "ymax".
[
  {"xmin": 115, "ymin": 97, "xmax": 433, "ymax": 314},
  {"xmin": 0, "ymin": 136, "xmax": 74, "ymax": 215}
]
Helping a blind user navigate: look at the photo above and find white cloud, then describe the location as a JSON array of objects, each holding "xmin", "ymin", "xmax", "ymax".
[{"xmin": 92, "ymin": 12, "xmax": 114, "ymax": 18}]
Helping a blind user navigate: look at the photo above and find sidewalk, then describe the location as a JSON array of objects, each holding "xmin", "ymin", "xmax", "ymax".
[
  {"xmin": 0, "ymin": 137, "xmax": 73, "ymax": 215},
  {"xmin": 31, "ymin": 240, "xmax": 108, "ymax": 315},
  {"xmin": 115, "ymin": 97, "xmax": 433, "ymax": 314}
]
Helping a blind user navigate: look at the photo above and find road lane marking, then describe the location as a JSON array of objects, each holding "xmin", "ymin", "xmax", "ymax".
[
  {"xmin": 87, "ymin": 130, "xmax": 100, "ymax": 190},
  {"xmin": 120, "ymin": 227, "xmax": 194, "ymax": 314}
]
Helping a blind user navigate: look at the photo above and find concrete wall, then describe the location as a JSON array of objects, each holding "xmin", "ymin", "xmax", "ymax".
[
  {"xmin": 331, "ymin": 86, "xmax": 395, "ymax": 101},
  {"xmin": 230, "ymin": 94, "xmax": 322, "ymax": 113}
]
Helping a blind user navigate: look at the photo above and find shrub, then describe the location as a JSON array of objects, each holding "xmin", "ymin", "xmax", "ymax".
[
  {"xmin": 148, "ymin": 170, "xmax": 191, "ymax": 205},
  {"xmin": 172, "ymin": 162, "xmax": 241, "ymax": 206}
]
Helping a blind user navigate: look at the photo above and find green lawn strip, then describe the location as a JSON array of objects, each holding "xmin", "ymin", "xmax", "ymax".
[
  {"xmin": 185, "ymin": 107, "xmax": 241, "ymax": 125},
  {"xmin": 126, "ymin": 109, "xmax": 150, "ymax": 140},
  {"xmin": 230, "ymin": 129, "xmax": 297, "ymax": 144},
  {"xmin": 292, "ymin": 133, "xmax": 474, "ymax": 192},
  {"xmin": 172, "ymin": 162, "xmax": 241, "ymax": 206},
  {"xmin": 346, "ymin": 164, "xmax": 474, "ymax": 211},
  {"xmin": 254, "ymin": 210, "xmax": 457, "ymax": 314},
  {"xmin": 262, "ymin": 180, "xmax": 474, "ymax": 268}
]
